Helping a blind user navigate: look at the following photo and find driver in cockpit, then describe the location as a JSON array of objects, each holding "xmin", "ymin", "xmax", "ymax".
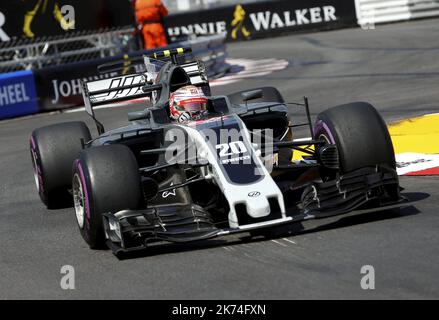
[{"xmin": 168, "ymin": 85, "xmax": 209, "ymax": 123}]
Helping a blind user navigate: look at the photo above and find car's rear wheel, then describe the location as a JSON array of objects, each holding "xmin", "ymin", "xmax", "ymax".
[
  {"xmin": 30, "ymin": 122, "xmax": 91, "ymax": 209},
  {"xmin": 314, "ymin": 102, "xmax": 396, "ymax": 178},
  {"xmin": 72, "ymin": 145, "xmax": 143, "ymax": 249}
]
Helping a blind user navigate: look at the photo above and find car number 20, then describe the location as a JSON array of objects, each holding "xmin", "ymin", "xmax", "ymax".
[{"xmin": 216, "ymin": 141, "xmax": 247, "ymax": 157}]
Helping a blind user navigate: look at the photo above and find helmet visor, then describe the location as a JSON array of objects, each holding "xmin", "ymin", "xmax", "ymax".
[{"xmin": 179, "ymin": 98, "xmax": 208, "ymax": 114}]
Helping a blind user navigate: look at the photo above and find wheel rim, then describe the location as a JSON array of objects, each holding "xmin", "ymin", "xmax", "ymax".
[
  {"xmin": 31, "ymin": 150, "xmax": 40, "ymax": 193},
  {"xmin": 73, "ymin": 173, "xmax": 85, "ymax": 229},
  {"xmin": 318, "ymin": 133, "xmax": 337, "ymax": 181},
  {"xmin": 319, "ymin": 133, "xmax": 331, "ymax": 145}
]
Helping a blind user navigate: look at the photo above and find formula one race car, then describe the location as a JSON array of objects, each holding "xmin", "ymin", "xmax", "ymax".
[{"xmin": 30, "ymin": 47, "xmax": 407, "ymax": 257}]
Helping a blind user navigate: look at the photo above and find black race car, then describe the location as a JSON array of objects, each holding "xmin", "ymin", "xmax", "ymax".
[{"xmin": 30, "ymin": 47, "xmax": 408, "ymax": 257}]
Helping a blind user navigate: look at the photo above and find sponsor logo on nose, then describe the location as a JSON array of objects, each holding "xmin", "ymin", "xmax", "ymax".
[{"xmin": 248, "ymin": 191, "xmax": 261, "ymax": 197}]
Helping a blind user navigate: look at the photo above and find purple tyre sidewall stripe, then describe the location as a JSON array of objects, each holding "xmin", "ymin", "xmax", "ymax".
[
  {"xmin": 75, "ymin": 159, "xmax": 91, "ymax": 220},
  {"xmin": 30, "ymin": 136, "xmax": 44, "ymax": 190},
  {"xmin": 30, "ymin": 135, "xmax": 36, "ymax": 149},
  {"xmin": 314, "ymin": 120, "xmax": 336, "ymax": 144}
]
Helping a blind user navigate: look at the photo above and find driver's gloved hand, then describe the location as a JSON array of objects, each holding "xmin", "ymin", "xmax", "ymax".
[{"xmin": 178, "ymin": 112, "xmax": 192, "ymax": 123}]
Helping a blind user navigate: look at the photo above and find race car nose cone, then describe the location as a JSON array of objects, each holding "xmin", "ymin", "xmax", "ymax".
[{"xmin": 246, "ymin": 194, "xmax": 271, "ymax": 218}]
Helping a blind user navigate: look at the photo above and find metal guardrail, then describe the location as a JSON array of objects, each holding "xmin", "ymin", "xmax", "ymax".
[
  {"xmin": 355, "ymin": 0, "xmax": 439, "ymax": 26},
  {"xmin": 0, "ymin": 27, "xmax": 136, "ymax": 73}
]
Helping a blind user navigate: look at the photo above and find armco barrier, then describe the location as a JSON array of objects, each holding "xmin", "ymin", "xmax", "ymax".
[
  {"xmin": 355, "ymin": 0, "xmax": 439, "ymax": 25},
  {"xmin": 164, "ymin": 0, "xmax": 357, "ymax": 41},
  {"xmin": 0, "ymin": 70, "xmax": 38, "ymax": 120},
  {"xmin": 33, "ymin": 34, "xmax": 229, "ymax": 112}
]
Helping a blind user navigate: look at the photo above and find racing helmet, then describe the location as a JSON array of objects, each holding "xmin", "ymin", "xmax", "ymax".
[{"xmin": 169, "ymin": 85, "xmax": 208, "ymax": 122}]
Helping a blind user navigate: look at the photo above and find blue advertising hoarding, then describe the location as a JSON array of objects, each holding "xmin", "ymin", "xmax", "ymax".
[{"xmin": 0, "ymin": 70, "xmax": 39, "ymax": 119}]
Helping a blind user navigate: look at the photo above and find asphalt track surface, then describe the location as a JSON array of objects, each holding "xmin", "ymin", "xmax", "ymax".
[{"xmin": 1, "ymin": 19, "xmax": 439, "ymax": 300}]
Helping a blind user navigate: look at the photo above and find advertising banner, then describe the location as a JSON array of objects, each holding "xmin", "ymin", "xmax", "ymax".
[
  {"xmin": 165, "ymin": 0, "xmax": 357, "ymax": 41},
  {"xmin": 0, "ymin": 0, "xmax": 134, "ymax": 42},
  {"xmin": 33, "ymin": 58, "xmax": 122, "ymax": 111},
  {"xmin": 0, "ymin": 70, "xmax": 39, "ymax": 119}
]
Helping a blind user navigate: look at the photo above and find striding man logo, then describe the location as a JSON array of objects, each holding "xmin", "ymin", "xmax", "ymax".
[
  {"xmin": 231, "ymin": 5, "xmax": 251, "ymax": 40},
  {"xmin": 23, "ymin": 0, "xmax": 75, "ymax": 38}
]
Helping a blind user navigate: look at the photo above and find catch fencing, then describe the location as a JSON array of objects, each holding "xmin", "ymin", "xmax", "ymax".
[{"xmin": 0, "ymin": 27, "xmax": 136, "ymax": 74}]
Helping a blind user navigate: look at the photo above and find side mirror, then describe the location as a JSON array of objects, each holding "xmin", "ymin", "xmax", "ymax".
[
  {"xmin": 211, "ymin": 97, "xmax": 229, "ymax": 114},
  {"xmin": 241, "ymin": 89, "xmax": 263, "ymax": 102}
]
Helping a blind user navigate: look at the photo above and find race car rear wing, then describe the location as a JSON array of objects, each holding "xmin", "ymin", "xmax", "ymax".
[{"xmin": 81, "ymin": 74, "xmax": 156, "ymax": 134}]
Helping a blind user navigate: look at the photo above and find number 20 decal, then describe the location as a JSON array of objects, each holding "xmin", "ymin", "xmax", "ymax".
[{"xmin": 216, "ymin": 141, "xmax": 247, "ymax": 157}]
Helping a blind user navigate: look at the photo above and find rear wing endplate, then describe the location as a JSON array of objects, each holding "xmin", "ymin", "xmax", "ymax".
[{"xmin": 81, "ymin": 74, "xmax": 162, "ymax": 134}]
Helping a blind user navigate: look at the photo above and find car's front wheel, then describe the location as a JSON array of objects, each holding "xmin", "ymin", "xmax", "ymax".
[
  {"xmin": 314, "ymin": 102, "xmax": 396, "ymax": 179},
  {"xmin": 72, "ymin": 145, "xmax": 143, "ymax": 249}
]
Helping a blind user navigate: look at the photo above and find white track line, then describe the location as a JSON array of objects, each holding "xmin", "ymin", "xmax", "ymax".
[
  {"xmin": 271, "ymin": 240, "xmax": 288, "ymax": 247},
  {"xmin": 211, "ymin": 58, "xmax": 289, "ymax": 87},
  {"xmin": 282, "ymin": 238, "xmax": 297, "ymax": 245},
  {"xmin": 396, "ymin": 153, "xmax": 439, "ymax": 176}
]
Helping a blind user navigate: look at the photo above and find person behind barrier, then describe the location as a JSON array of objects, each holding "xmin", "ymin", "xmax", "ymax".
[{"xmin": 134, "ymin": 0, "xmax": 169, "ymax": 50}]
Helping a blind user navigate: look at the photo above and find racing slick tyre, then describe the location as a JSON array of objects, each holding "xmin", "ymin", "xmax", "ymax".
[
  {"xmin": 314, "ymin": 102, "xmax": 396, "ymax": 177},
  {"xmin": 72, "ymin": 145, "xmax": 143, "ymax": 249},
  {"xmin": 30, "ymin": 122, "xmax": 91, "ymax": 209}
]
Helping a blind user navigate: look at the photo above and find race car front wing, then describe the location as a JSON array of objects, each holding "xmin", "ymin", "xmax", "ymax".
[{"xmin": 103, "ymin": 165, "xmax": 409, "ymax": 258}]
